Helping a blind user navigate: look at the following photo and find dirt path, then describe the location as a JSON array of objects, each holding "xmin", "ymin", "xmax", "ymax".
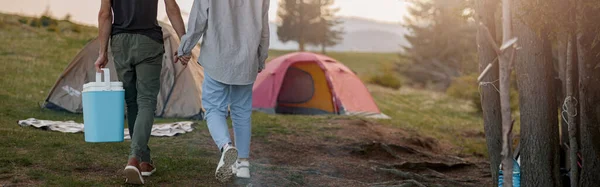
[{"xmin": 207, "ymin": 118, "xmax": 493, "ymax": 187}]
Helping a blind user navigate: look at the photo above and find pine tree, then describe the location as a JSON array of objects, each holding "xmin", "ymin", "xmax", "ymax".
[
  {"xmin": 277, "ymin": 0, "xmax": 321, "ymax": 51},
  {"xmin": 402, "ymin": 0, "xmax": 476, "ymax": 89},
  {"xmin": 311, "ymin": 0, "xmax": 344, "ymax": 54}
]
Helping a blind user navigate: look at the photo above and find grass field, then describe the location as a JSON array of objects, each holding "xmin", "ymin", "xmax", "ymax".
[{"xmin": 0, "ymin": 13, "xmax": 487, "ymax": 186}]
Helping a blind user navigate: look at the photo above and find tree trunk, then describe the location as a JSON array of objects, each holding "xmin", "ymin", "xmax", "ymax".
[
  {"xmin": 513, "ymin": 0, "xmax": 561, "ymax": 185},
  {"xmin": 566, "ymin": 33, "xmax": 579, "ymax": 187},
  {"xmin": 321, "ymin": 44, "xmax": 326, "ymax": 54},
  {"xmin": 557, "ymin": 33, "xmax": 569, "ymax": 153},
  {"xmin": 499, "ymin": 0, "xmax": 514, "ymax": 185},
  {"xmin": 475, "ymin": 0, "xmax": 502, "ymax": 185},
  {"xmin": 299, "ymin": 39, "xmax": 306, "ymax": 51},
  {"xmin": 576, "ymin": 16, "xmax": 600, "ymax": 187},
  {"xmin": 557, "ymin": 34, "xmax": 567, "ymax": 84},
  {"xmin": 298, "ymin": 0, "xmax": 305, "ymax": 52},
  {"xmin": 565, "ymin": 4, "xmax": 580, "ymax": 186},
  {"xmin": 556, "ymin": 33, "xmax": 570, "ymax": 185}
]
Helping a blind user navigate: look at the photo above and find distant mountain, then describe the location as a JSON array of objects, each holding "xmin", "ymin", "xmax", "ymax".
[
  {"xmin": 269, "ymin": 17, "xmax": 409, "ymax": 53},
  {"xmin": 168, "ymin": 16, "xmax": 409, "ymax": 53}
]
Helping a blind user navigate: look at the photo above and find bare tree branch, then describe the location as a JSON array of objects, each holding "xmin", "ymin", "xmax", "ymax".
[{"xmin": 480, "ymin": 22, "xmax": 502, "ymax": 55}]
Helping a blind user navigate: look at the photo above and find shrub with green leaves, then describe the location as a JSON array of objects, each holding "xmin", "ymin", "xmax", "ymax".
[
  {"xmin": 446, "ymin": 74, "xmax": 519, "ymax": 113},
  {"xmin": 47, "ymin": 25, "xmax": 58, "ymax": 32},
  {"xmin": 18, "ymin": 18, "xmax": 28, "ymax": 25},
  {"xmin": 368, "ymin": 69, "xmax": 402, "ymax": 90},
  {"xmin": 71, "ymin": 24, "xmax": 82, "ymax": 33},
  {"xmin": 29, "ymin": 18, "xmax": 41, "ymax": 27},
  {"xmin": 26, "ymin": 15, "xmax": 58, "ymax": 29},
  {"xmin": 40, "ymin": 16, "xmax": 57, "ymax": 27},
  {"xmin": 446, "ymin": 74, "xmax": 480, "ymax": 110}
]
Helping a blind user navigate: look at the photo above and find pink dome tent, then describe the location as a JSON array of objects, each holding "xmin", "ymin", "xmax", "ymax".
[{"xmin": 252, "ymin": 52, "xmax": 389, "ymax": 119}]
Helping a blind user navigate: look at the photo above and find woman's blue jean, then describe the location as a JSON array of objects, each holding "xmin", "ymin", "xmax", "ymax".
[{"xmin": 202, "ymin": 74, "xmax": 253, "ymax": 158}]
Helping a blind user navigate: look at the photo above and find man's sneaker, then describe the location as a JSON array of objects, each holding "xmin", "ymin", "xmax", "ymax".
[
  {"xmin": 232, "ymin": 160, "xmax": 251, "ymax": 178},
  {"xmin": 124, "ymin": 158, "xmax": 144, "ymax": 185},
  {"xmin": 140, "ymin": 161, "xmax": 156, "ymax": 177},
  {"xmin": 215, "ymin": 144, "xmax": 238, "ymax": 183}
]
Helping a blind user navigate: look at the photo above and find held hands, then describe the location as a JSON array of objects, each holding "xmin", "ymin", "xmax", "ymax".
[
  {"xmin": 258, "ymin": 63, "xmax": 265, "ymax": 73},
  {"xmin": 94, "ymin": 53, "xmax": 108, "ymax": 73},
  {"xmin": 174, "ymin": 51, "xmax": 191, "ymax": 66}
]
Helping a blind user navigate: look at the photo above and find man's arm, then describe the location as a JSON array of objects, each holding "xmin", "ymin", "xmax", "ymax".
[
  {"xmin": 164, "ymin": 0, "xmax": 186, "ymax": 39},
  {"xmin": 257, "ymin": 0, "xmax": 270, "ymax": 72},
  {"xmin": 177, "ymin": 0, "xmax": 209, "ymax": 57},
  {"xmin": 94, "ymin": 0, "xmax": 113, "ymax": 72}
]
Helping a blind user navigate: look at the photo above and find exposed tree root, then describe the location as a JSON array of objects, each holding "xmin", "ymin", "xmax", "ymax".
[
  {"xmin": 376, "ymin": 167, "xmax": 476, "ymax": 187},
  {"xmin": 369, "ymin": 180, "xmax": 427, "ymax": 187}
]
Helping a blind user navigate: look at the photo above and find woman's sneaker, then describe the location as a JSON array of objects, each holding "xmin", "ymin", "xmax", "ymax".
[
  {"xmin": 232, "ymin": 160, "xmax": 251, "ymax": 178},
  {"xmin": 215, "ymin": 144, "xmax": 238, "ymax": 182}
]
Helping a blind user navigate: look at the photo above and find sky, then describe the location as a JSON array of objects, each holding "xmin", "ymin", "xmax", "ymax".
[{"xmin": 0, "ymin": 0, "xmax": 407, "ymax": 26}]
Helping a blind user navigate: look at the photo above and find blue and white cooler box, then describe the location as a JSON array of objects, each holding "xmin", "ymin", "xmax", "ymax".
[{"xmin": 82, "ymin": 68, "xmax": 125, "ymax": 142}]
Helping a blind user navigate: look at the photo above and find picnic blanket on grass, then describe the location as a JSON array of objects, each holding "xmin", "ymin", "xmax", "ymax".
[{"xmin": 17, "ymin": 118, "xmax": 196, "ymax": 140}]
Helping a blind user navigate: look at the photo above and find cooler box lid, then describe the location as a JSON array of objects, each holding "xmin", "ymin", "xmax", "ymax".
[{"xmin": 83, "ymin": 68, "xmax": 124, "ymax": 92}]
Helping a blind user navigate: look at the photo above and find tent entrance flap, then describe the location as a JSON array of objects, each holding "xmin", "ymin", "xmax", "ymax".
[{"xmin": 276, "ymin": 61, "xmax": 335, "ymax": 114}]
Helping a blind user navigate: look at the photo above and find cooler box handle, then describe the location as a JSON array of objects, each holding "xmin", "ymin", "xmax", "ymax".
[{"xmin": 95, "ymin": 68, "xmax": 111, "ymax": 90}]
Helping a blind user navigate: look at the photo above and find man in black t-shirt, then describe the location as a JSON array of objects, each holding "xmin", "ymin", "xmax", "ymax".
[{"xmin": 94, "ymin": 0, "xmax": 190, "ymax": 184}]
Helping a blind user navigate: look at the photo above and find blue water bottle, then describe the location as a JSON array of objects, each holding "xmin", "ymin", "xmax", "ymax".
[{"xmin": 498, "ymin": 158, "xmax": 521, "ymax": 187}]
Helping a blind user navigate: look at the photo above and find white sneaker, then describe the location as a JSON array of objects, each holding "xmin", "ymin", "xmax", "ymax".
[
  {"xmin": 215, "ymin": 144, "xmax": 238, "ymax": 183},
  {"xmin": 232, "ymin": 160, "xmax": 251, "ymax": 178}
]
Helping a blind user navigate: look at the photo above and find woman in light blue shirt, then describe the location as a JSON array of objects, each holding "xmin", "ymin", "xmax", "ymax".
[{"xmin": 176, "ymin": 0, "xmax": 270, "ymax": 182}]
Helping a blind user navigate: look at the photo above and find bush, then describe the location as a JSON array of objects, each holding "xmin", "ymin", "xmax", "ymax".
[
  {"xmin": 46, "ymin": 25, "xmax": 58, "ymax": 32},
  {"xmin": 368, "ymin": 71, "xmax": 403, "ymax": 90},
  {"xmin": 18, "ymin": 18, "xmax": 29, "ymax": 25},
  {"xmin": 71, "ymin": 24, "xmax": 82, "ymax": 33},
  {"xmin": 39, "ymin": 16, "xmax": 57, "ymax": 27},
  {"xmin": 25, "ymin": 15, "xmax": 58, "ymax": 29},
  {"xmin": 29, "ymin": 18, "xmax": 41, "ymax": 27},
  {"xmin": 446, "ymin": 74, "xmax": 480, "ymax": 110},
  {"xmin": 63, "ymin": 14, "xmax": 72, "ymax": 22},
  {"xmin": 447, "ymin": 74, "xmax": 519, "ymax": 113}
]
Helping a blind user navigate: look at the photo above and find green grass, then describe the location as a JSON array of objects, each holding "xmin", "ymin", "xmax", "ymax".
[
  {"xmin": 369, "ymin": 87, "xmax": 486, "ymax": 156},
  {"xmin": 0, "ymin": 13, "xmax": 487, "ymax": 186},
  {"xmin": 0, "ymin": 13, "xmax": 219, "ymax": 186}
]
